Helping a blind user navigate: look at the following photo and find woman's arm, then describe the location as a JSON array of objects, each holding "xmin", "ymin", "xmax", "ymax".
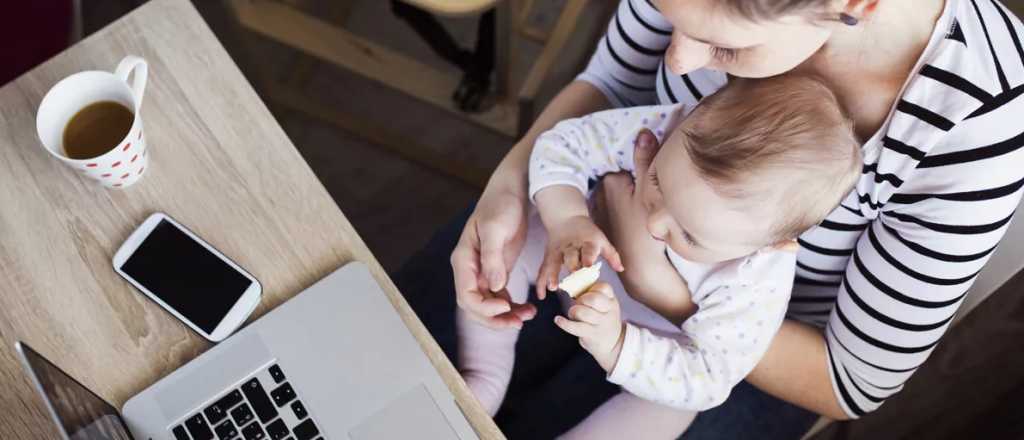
[
  {"xmin": 746, "ymin": 320, "xmax": 847, "ymax": 419},
  {"xmin": 755, "ymin": 85, "xmax": 1024, "ymax": 419},
  {"xmin": 452, "ymin": 81, "xmax": 614, "ymax": 329},
  {"xmin": 454, "ymin": 0, "xmax": 674, "ymax": 328}
]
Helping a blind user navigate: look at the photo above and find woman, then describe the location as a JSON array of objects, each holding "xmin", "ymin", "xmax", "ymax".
[{"xmin": 431, "ymin": 0, "xmax": 1024, "ymax": 437}]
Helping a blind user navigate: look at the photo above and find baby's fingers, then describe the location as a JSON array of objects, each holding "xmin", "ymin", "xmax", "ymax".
[
  {"xmin": 580, "ymin": 241, "xmax": 602, "ymax": 267},
  {"xmin": 578, "ymin": 291, "xmax": 613, "ymax": 313},
  {"xmin": 554, "ymin": 315, "xmax": 593, "ymax": 338},
  {"xmin": 568, "ymin": 304, "xmax": 604, "ymax": 325},
  {"xmin": 602, "ymin": 244, "xmax": 625, "ymax": 272},
  {"xmin": 562, "ymin": 245, "xmax": 582, "ymax": 272},
  {"xmin": 581, "ymin": 240, "xmax": 624, "ymax": 272},
  {"xmin": 536, "ymin": 248, "xmax": 562, "ymax": 300}
]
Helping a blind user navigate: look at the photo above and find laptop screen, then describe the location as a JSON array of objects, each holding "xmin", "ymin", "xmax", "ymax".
[{"xmin": 17, "ymin": 343, "xmax": 134, "ymax": 440}]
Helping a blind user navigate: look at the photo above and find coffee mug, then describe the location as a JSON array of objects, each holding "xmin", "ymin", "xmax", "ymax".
[{"xmin": 36, "ymin": 55, "xmax": 149, "ymax": 188}]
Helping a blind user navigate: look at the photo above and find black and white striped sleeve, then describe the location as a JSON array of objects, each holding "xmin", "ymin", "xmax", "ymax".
[
  {"xmin": 575, "ymin": 0, "xmax": 672, "ymax": 107},
  {"xmin": 824, "ymin": 2, "xmax": 1024, "ymax": 416}
]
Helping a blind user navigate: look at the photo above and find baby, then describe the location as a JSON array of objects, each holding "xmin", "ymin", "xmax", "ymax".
[{"xmin": 457, "ymin": 75, "xmax": 861, "ymax": 438}]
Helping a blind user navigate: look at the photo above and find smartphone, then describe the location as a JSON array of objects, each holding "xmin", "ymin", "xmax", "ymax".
[{"xmin": 113, "ymin": 213, "xmax": 261, "ymax": 342}]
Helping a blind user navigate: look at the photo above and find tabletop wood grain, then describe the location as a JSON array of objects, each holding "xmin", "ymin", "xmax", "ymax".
[{"xmin": 0, "ymin": 0, "xmax": 500, "ymax": 438}]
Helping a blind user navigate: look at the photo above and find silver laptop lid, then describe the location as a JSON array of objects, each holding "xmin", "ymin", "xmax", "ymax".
[{"xmin": 16, "ymin": 341, "xmax": 134, "ymax": 440}]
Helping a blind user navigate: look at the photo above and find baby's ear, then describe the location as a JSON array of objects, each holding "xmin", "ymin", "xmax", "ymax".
[{"xmin": 771, "ymin": 239, "xmax": 799, "ymax": 253}]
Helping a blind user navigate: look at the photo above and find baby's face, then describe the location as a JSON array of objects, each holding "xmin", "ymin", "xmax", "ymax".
[{"xmin": 637, "ymin": 133, "xmax": 777, "ymax": 264}]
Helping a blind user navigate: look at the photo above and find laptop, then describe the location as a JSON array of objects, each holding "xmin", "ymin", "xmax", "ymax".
[{"xmin": 16, "ymin": 262, "xmax": 477, "ymax": 440}]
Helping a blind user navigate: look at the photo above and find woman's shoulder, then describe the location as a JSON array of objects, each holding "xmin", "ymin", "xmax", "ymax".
[
  {"xmin": 879, "ymin": 0, "xmax": 1024, "ymax": 187},
  {"xmin": 944, "ymin": 0, "xmax": 1024, "ymax": 95}
]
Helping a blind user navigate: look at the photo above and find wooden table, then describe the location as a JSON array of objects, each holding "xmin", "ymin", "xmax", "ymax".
[{"xmin": 0, "ymin": 0, "xmax": 500, "ymax": 438}]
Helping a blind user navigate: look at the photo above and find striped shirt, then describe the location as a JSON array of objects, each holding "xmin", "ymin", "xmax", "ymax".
[{"xmin": 576, "ymin": 0, "xmax": 1024, "ymax": 417}]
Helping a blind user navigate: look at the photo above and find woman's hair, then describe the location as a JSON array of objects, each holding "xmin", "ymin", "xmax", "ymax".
[
  {"xmin": 720, "ymin": 0, "xmax": 834, "ymax": 22},
  {"xmin": 680, "ymin": 75, "xmax": 862, "ymax": 242}
]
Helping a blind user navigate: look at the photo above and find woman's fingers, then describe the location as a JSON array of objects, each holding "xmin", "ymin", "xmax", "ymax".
[
  {"xmin": 478, "ymin": 221, "xmax": 510, "ymax": 292},
  {"xmin": 451, "ymin": 238, "xmax": 512, "ymax": 321}
]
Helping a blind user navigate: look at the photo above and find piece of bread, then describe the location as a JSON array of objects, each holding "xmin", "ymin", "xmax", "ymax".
[{"xmin": 558, "ymin": 263, "xmax": 602, "ymax": 299}]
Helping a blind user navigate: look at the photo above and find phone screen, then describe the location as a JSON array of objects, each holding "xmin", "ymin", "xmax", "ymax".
[{"xmin": 120, "ymin": 219, "xmax": 252, "ymax": 333}]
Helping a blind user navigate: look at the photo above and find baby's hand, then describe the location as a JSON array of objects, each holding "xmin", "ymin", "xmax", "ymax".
[
  {"xmin": 554, "ymin": 282, "xmax": 625, "ymax": 372},
  {"xmin": 537, "ymin": 215, "xmax": 624, "ymax": 298}
]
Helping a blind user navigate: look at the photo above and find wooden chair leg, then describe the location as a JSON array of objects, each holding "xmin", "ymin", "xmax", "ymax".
[
  {"xmin": 283, "ymin": 1, "xmax": 356, "ymax": 89},
  {"xmin": 493, "ymin": 0, "xmax": 512, "ymax": 98},
  {"xmin": 515, "ymin": 0, "xmax": 587, "ymax": 136}
]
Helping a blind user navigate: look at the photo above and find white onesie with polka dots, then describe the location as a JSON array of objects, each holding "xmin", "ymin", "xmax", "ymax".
[{"xmin": 528, "ymin": 104, "xmax": 795, "ymax": 411}]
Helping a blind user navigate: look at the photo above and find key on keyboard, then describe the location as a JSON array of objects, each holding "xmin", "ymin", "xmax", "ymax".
[
  {"xmin": 271, "ymin": 383, "xmax": 296, "ymax": 407},
  {"xmin": 231, "ymin": 402, "xmax": 255, "ymax": 427},
  {"xmin": 266, "ymin": 418, "xmax": 290, "ymax": 440},
  {"xmin": 241, "ymin": 377, "xmax": 279, "ymax": 423},
  {"xmin": 205, "ymin": 389, "xmax": 244, "ymax": 425},
  {"xmin": 172, "ymin": 425, "xmax": 189, "ymax": 440},
  {"xmin": 290, "ymin": 400, "xmax": 308, "ymax": 420},
  {"xmin": 185, "ymin": 413, "xmax": 214, "ymax": 440},
  {"xmin": 268, "ymin": 364, "xmax": 286, "ymax": 383},
  {"xmin": 214, "ymin": 419, "xmax": 239, "ymax": 440},
  {"xmin": 241, "ymin": 421, "xmax": 267, "ymax": 440},
  {"xmin": 292, "ymin": 418, "xmax": 320, "ymax": 440}
]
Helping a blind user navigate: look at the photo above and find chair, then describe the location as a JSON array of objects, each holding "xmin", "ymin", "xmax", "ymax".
[{"xmin": 228, "ymin": 0, "xmax": 597, "ymax": 188}]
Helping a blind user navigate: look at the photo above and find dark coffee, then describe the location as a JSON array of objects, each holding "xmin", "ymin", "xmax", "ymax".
[{"xmin": 62, "ymin": 101, "xmax": 134, "ymax": 160}]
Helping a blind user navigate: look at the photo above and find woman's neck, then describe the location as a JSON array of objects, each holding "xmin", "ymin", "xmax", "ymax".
[
  {"xmin": 797, "ymin": 0, "xmax": 947, "ymax": 140},
  {"xmin": 814, "ymin": 0, "xmax": 946, "ymax": 75}
]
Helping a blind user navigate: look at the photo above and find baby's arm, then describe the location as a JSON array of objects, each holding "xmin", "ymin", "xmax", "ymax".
[
  {"xmin": 528, "ymin": 104, "xmax": 687, "ymax": 200},
  {"xmin": 607, "ymin": 254, "xmax": 796, "ymax": 411},
  {"xmin": 530, "ymin": 104, "xmax": 688, "ymax": 292}
]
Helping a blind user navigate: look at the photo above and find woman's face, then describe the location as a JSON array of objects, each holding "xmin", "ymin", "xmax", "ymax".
[{"xmin": 654, "ymin": 0, "xmax": 835, "ymax": 78}]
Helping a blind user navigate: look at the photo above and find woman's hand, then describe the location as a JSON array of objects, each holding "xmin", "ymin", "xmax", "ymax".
[
  {"xmin": 450, "ymin": 186, "xmax": 536, "ymax": 329},
  {"xmin": 450, "ymin": 81, "xmax": 613, "ymax": 330}
]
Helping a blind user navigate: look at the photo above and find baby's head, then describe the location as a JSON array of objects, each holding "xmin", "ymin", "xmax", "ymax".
[{"xmin": 640, "ymin": 75, "xmax": 860, "ymax": 263}]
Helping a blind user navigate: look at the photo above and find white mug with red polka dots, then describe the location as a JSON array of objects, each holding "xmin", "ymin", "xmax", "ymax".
[{"xmin": 36, "ymin": 55, "xmax": 149, "ymax": 189}]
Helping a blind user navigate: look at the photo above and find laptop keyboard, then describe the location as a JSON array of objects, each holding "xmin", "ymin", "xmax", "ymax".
[{"xmin": 171, "ymin": 363, "xmax": 323, "ymax": 440}]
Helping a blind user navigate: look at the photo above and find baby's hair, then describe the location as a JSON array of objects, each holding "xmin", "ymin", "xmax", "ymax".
[{"xmin": 680, "ymin": 75, "xmax": 861, "ymax": 242}]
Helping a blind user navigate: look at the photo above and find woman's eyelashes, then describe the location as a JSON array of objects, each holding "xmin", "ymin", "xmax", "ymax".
[
  {"xmin": 710, "ymin": 46, "xmax": 740, "ymax": 63},
  {"xmin": 682, "ymin": 230, "xmax": 698, "ymax": 247}
]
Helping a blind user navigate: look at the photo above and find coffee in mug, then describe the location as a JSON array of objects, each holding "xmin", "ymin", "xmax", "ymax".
[
  {"xmin": 63, "ymin": 101, "xmax": 135, "ymax": 160},
  {"xmin": 36, "ymin": 55, "xmax": 149, "ymax": 188}
]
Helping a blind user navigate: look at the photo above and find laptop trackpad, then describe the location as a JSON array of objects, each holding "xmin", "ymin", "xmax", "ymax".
[{"xmin": 349, "ymin": 384, "xmax": 459, "ymax": 440}]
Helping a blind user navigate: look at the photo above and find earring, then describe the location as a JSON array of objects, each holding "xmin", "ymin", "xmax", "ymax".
[{"xmin": 839, "ymin": 12, "xmax": 859, "ymax": 26}]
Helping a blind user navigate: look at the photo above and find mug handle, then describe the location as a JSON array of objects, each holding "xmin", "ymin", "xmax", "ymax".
[{"xmin": 115, "ymin": 55, "xmax": 148, "ymax": 109}]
